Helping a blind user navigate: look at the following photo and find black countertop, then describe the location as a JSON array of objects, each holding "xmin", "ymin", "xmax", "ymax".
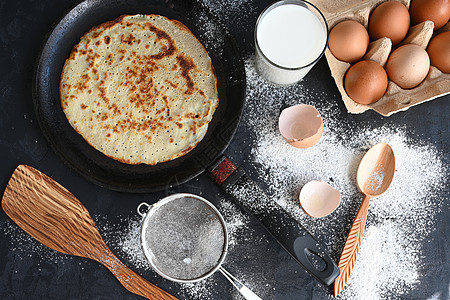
[{"xmin": 1, "ymin": 0, "xmax": 449, "ymax": 299}]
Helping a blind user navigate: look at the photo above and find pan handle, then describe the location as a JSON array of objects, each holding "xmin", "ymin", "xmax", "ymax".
[{"xmin": 209, "ymin": 156, "xmax": 340, "ymax": 286}]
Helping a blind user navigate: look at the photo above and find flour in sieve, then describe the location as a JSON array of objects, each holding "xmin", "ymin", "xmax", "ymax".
[{"xmin": 142, "ymin": 196, "xmax": 226, "ymax": 281}]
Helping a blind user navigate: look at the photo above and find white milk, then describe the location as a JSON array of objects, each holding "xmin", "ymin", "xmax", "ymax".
[{"xmin": 255, "ymin": 2, "xmax": 327, "ymax": 85}]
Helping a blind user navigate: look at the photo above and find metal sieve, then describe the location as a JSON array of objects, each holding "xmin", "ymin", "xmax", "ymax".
[{"xmin": 137, "ymin": 193, "xmax": 261, "ymax": 299}]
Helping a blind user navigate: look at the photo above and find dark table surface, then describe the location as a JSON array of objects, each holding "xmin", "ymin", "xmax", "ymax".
[{"xmin": 1, "ymin": 0, "xmax": 449, "ymax": 299}]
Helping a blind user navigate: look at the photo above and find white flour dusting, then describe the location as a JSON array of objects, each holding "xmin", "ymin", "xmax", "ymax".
[
  {"xmin": 201, "ymin": 0, "xmax": 255, "ymax": 29},
  {"xmin": 1, "ymin": 55, "xmax": 446, "ymax": 299},
  {"xmin": 240, "ymin": 57, "xmax": 446, "ymax": 299},
  {"xmin": 2, "ymin": 55, "xmax": 448, "ymax": 300},
  {"xmin": 1, "ymin": 45, "xmax": 447, "ymax": 300}
]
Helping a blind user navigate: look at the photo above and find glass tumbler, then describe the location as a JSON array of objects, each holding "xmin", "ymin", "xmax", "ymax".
[{"xmin": 254, "ymin": 0, "xmax": 328, "ymax": 85}]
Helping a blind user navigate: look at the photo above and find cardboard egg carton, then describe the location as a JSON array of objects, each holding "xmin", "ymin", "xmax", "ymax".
[{"xmin": 311, "ymin": 0, "xmax": 450, "ymax": 116}]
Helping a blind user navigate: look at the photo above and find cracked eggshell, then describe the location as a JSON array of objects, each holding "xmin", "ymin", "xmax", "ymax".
[
  {"xmin": 278, "ymin": 104, "xmax": 324, "ymax": 149},
  {"xmin": 299, "ymin": 181, "xmax": 341, "ymax": 218}
]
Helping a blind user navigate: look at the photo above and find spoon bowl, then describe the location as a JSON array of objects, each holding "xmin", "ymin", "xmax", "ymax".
[{"xmin": 357, "ymin": 143, "xmax": 396, "ymax": 197}]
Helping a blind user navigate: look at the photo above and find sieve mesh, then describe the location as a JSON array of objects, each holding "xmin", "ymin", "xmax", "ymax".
[{"xmin": 142, "ymin": 195, "xmax": 227, "ymax": 281}]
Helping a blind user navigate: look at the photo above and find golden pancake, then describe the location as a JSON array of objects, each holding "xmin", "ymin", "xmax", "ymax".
[{"xmin": 60, "ymin": 14, "xmax": 218, "ymax": 165}]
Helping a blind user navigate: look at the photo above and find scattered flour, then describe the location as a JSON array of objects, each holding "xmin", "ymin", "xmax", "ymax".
[
  {"xmin": 2, "ymin": 56, "xmax": 447, "ymax": 299},
  {"xmin": 1, "ymin": 23, "xmax": 447, "ymax": 299},
  {"xmin": 240, "ymin": 57, "xmax": 447, "ymax": 299}
]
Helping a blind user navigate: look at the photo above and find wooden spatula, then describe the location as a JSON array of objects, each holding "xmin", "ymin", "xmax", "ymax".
[{"xmin": 1, "ymin": 164, "xmax": 177, "ymax": 300}]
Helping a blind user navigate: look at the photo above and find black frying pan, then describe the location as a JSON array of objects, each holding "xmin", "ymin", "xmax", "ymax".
[
  {"xmin": 33, "ymin": 0, "xmax": 340, "ymax": 287},
  {"xmin": 33, "ymin": 0, "xmax": 245, "ymax": 193}
]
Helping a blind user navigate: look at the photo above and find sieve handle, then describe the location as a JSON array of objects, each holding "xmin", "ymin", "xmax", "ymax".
[
  {"xmin": 209, "ymin": 156, "xmax": 340, "ymax": 286},
  {"xmin": 137, "ymin": 202, "xmax": 152, "ymax": 217},
  {"xmin": 219, "ymin": 267, "xmax": 262, "ymax": 300}
]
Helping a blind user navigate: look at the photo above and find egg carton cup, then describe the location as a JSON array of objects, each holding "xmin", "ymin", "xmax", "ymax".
[{"xmin": 311, "ymin": 0, "xmax": 450, "ymax": 116}]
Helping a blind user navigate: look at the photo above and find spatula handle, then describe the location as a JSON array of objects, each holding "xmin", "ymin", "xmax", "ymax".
[
  {"xmin": 334, "ymin": 194, "xmax": 371, "ymax": 297},
  {"xmin": 97, "ymin": 247, "xmax": 178, "ymax": 300}
]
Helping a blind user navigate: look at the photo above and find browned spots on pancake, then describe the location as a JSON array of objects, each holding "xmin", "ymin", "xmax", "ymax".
[
  {"xmin": 145, "ymin": 23, "xmax": 176, "ymax": 59},
  {"xmin": 121, "ymin": 33, "xmax": 136, "ymax": 45},
  {"xmin": 101, "ymin": 114, "xmax": 109, "ymax": 121},
  {"xmin": 98, "ymin": 85, "xmax": 110, "ymax": 104},
  {"xmin": 106, "ymin": 133, "xmax": 111, "ymax": 138},
  {"xmin": 92, "ymin": 16, "xmax": 127, "ymax": 36},
  {"xmin": 95, "ymin": 40, "xmax": 101, "ymax": 47},
  {"xmin": 104, "ymin": 35, "xmax": 111, "ymax": 44},
  {"xmin": 86, "ymin": 52, "xmax": 100, "ymax": 68},
  {"xmin": 92, "ymin": 31, "xmax": 102, "ymax": 39},
  {"xmin": 190, "ymin": 123, "xmax": 198, "ymax": 135},
  {"xmin": 116, "ymin": 118, "xmax": 164, "ymax": 133},
  {"xmin": 178, "ymin": 145, "xmax": 194, "ymax": 156},
  {"xmin": 186, "ymin": 112, "xmax": 200, "ymax": 119},
  {"xmin": 108, "ymin": 103, "xmax": 121, "ymax": 115},
  {"xmin": 176, "ymin": 54, "xmax": 196, "ymax": 94},
  {"xmin": 74, "ymin": 74, "xmax": 90, "ymax": 92},
  {"xmin": 144, "ymin": 134, "xmax": 153, "ymax": 143},
  {"xmin": 69, "ymin": 46, "xmax": 79, "ymax": 60},
  {"xmin": 81, "ymin": 104, "xmax": 88, "ymax": 110},
  {"xmin": 165, "ymin": 80, "xmax": 178, "ymax": 89},
  {"xmin": 176, "ymin": 122, "xmax": 183, "ymax": 129},
  {"xmin": 123, "ymin": 55, "xmax": 163, "ymax": 114}
]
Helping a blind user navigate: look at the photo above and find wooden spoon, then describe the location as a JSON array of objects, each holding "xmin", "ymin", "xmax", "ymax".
[
  {"xmin": 334, "ymin": 143, "xmax": 395, "ymax": 296},
  {"xmin": 1, "ymin": 165, "xmax": 177, "ymax": 300}
]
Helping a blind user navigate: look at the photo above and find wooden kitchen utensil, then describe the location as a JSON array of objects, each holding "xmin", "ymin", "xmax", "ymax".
[
  {"xmin": 334, "ymin": 143, "xmax": 395, "ymax": 296},
  {"xmin": 1, "ymin": 164, "xmax": 177, "ymax": 300}
]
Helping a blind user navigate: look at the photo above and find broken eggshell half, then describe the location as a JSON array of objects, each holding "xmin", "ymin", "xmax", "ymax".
[
  {"xmin": 299, "ymin": 180, "xmax": 341, "ymax": 218},
  {"xmin": 278, "ymin": 104, "xmax": 324, "ymax": 148}
]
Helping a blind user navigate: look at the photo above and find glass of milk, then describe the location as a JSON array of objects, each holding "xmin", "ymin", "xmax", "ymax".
[{"xmin": 254, "ymin": 0, "xmax": 328, "ymax": 85}]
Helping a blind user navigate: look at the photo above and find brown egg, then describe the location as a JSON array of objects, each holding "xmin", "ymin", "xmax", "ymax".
[
  {"xmin": 386, "ymin": 44, "xmax": 430, "ymax": 89},
  {"xmin": 344, "ymin": 60, "xmax": 388, "ymax": 105},
  {"xmin": 410, "ymin": 0, "xmax": 450, "ymax": 30},
  {"xmin": 369, "ymin": 1, "xmax": 410, "ymax": 45},
  {"xmin": 328, "ymin": 20, "xmax": 370, "ymax": 63},
  {"xmin": 427, "ymin": 31, "xmax": 450, "ymax": 73}
]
